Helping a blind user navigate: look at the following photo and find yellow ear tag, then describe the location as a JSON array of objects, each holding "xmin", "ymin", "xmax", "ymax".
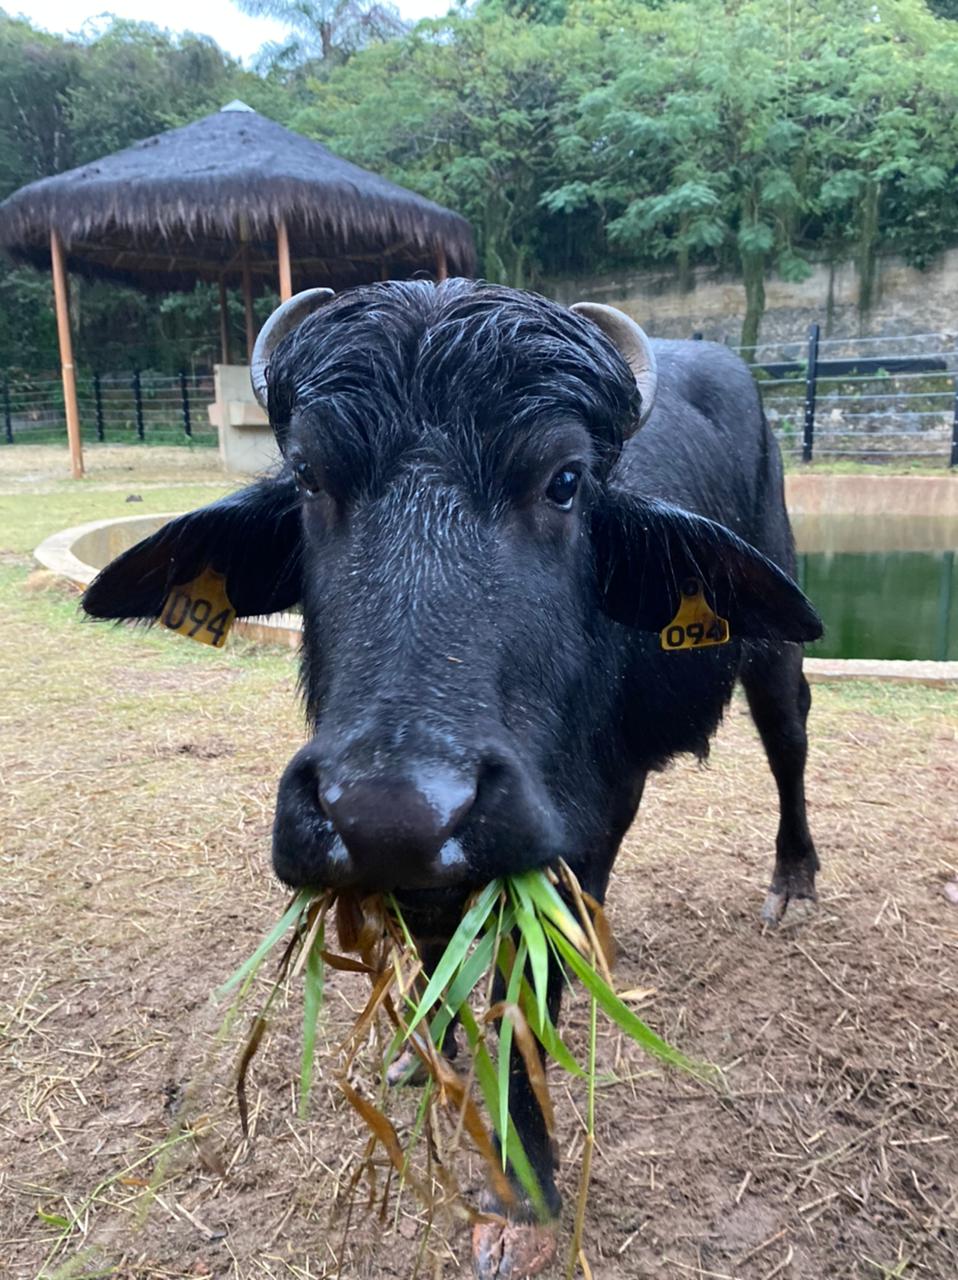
[
  {"xmin": 160, "ymin": 567, "xmax": 236, "ymax": 649},
  {"xmin": 660, "ymin": 577, "xmax": 730, "ymax": 651}
]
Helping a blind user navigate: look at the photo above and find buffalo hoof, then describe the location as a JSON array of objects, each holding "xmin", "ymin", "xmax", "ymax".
[
  {"xmin": 471, "ymin": 1219, "xmax": 556, "ymax": 1279},
  {"xmin": 760, "ymin": 887, "xmax": 816, "ymax": 928},
  {"xmin": 385, "ymin": 1047, "xmax": 429, "ymax": 1087}
]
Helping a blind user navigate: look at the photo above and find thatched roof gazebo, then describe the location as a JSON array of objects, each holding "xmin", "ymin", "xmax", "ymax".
[{"xmin": 0, "ymin": 101, "xmax": 476, "ymax": 476}]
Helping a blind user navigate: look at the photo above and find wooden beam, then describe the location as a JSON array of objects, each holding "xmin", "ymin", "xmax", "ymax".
[
  {"xmin": 50, "ymin": 228, "xmax": 83, "ymax": 478},
  {"xmin": 277, "ymin": 218, "xmax": 293, "ymax": 302},
  {"xmin": 241, "ymin": 245, "xmax": 255, "ymax": 363},
  {"xmin": 435, "ymin": 242, "xmax": 448, "ymax": 282},
  {"xmin": 218, "ymin": 278, "xmax": 231, "ymax": 364}
]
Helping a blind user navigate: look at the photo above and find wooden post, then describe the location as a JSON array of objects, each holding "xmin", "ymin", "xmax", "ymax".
[
  {"xmin": 241, "ymin": 245, "xmax": 255, "ymax": 363},
  {"xmin": 435, "ymin": 242, "xmax": 448, "ymax": 282},
  {"xmin": 277, "ymin": 217, "xmax": 293, "ymax": 302},
  {"xmin": 218, "ymin": 278, "xmax": 231, "ymax": 364},
  {"xmin": 50, "ymin": 227, "xmax": 84, "ymax": 478}
]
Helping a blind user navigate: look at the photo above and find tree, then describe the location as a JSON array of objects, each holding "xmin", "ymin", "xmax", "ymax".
[
  {"xmin": 0, "ymin": 14, "xmax": 79, "ymax": 195},
  {"xmin": 234, "ymin": 0, "xmax": 406, "ymax": 66},
  {"xmin": 0, "ymin": 15, "xmax": 266, "ymax": 373},
  {"xmin": 3, "ymin": 1, "xmax": 958, "ymax": 370},
  {"xmin": 293, "ymin": 12, "xmax": 607, "ymax": 284},
  {"xmin": 540, "ymin": 0, "xmax": 958, "ymax": 347}
]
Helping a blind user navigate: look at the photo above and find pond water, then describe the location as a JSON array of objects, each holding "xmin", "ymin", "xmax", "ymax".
[{"xmin": 793, "ymin": 515, "xmax": 958, "ymax": 661}]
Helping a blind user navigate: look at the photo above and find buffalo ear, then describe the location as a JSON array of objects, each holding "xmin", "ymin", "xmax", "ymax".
[
  {"xmin": 592, "ymin": 492, "xmax": 822, "ymax": 644},
  {"xmin": 82, "ymin": 474, "xmax": 302, "ymax": 621}
]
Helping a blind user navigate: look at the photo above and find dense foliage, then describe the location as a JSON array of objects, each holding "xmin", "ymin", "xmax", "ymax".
[{"xmin": 2, "ymin": 0, "xmax": 958, "ymax": 371}]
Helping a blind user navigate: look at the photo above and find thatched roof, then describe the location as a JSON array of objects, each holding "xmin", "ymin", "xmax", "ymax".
[{"xmin": 0, "ymin": 102, "xmax": 475, "ymax": 292}]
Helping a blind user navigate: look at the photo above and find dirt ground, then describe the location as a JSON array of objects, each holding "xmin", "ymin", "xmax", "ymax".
[{"xmin": 1, "ymin": 447, "xmax": 956, "ymax": 1280}]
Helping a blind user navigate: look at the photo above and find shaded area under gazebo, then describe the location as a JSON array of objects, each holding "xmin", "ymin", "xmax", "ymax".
[{"xmin": 0, "ymin": 101, "xmax": 476, "ymax": 476}]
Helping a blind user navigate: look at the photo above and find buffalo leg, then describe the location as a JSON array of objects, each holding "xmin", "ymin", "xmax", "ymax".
[
  {"xmin": 472, "ymin": 960, "xmax": 563, "ymax": 1279},
  {"xmin": 740, "ymin": 643, "xmax": 819, "ymax": 925}
]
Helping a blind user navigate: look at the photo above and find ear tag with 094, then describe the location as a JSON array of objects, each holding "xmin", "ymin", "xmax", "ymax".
[
  {"xmin": 660, "ymin": 577, "xmax": 730, "ymax": 651},
  {"xmin": 160, "ymin": 566, "xmax": 236, "ymax": 649}
]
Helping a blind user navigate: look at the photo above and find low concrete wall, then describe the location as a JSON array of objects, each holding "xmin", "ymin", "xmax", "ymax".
[{"xmin": 785, "ymin": 474, "xmax": 958, "ymax": 519}]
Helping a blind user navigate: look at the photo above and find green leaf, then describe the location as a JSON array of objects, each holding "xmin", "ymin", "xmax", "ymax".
[
  {"xmin": 737, "ymin": 221, "xmax": 774, "ymax": 255},
  {"xmin": 428, "ymin": 917, "xmax": 504, "ymax": 1047},
  {"xmin": 518, "ymin": 975, "xmax": 584, "ymax": 1078},
  {"xmin": 405, "ymin": 879, "xmax": 503, "ymax": 1037},
  {"xmin": 298, "ymin": 919, "xmax": 325, "ymax": 1118},
  {"xmin": 37, "ymin": 1209, "xmax": 71, "ymax": 1229},
  {"xmin": 514, "ymin": 871, "xmax": 588, "ymax": 954},
  {"xmin": 215, "ymin": 891, "xmax": 310, "ymax": 998},
  {"xmin": 497, "ymin": 935, "xmax": 527, "ymax": 1163},
  {"xmin": 543, "ymin": 923, "xmax": 718, "ymax": 1085},
  {"xmin": 509, "ymin": 876, "xmax": 550, "ymax": 1029}
]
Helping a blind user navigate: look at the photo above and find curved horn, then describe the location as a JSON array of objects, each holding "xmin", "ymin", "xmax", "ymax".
[
  {"xmin": 571, "ymin": 302, "xmax": 658, "ymax": 431},
  {"xmin": 250, "ymin": 287, "xmax": 335, "ymax": 410}
]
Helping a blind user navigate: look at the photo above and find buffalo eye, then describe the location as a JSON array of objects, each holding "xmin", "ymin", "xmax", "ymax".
[
  {"xmin": 292, "ymin": 458, "xmax": 320, "ymax": 496},
  {"xmin": 544, "ymin": 468, "xmax": 581, "ymax": 512}
]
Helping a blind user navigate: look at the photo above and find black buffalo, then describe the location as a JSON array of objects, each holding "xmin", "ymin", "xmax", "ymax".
[{"xmin": 84, "ymin": 279, "xmax": 822, "ymax": 1276}]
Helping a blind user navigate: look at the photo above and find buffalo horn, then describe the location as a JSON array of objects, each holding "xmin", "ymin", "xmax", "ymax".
[
  {"xmin": 250, "ymin": 287, "xmax": 335, "ymax": 411},
  {"xmin": 571, "ymin": 302, "xmax": 658, "ymax": 430}
]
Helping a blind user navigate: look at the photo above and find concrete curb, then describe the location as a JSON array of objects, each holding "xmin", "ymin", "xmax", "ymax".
[
  {"xmin": 785, "ymin": 473, "xmax": 958, "ymax": 518},
  {"xmin": 804, "ymin": 658, "xmax": 958, "ymax": 687}
]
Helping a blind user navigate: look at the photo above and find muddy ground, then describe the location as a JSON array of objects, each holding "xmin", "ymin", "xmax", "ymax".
[{"xmin": 1, "ymin": 449, "xmax": 956, "ymax": 1279}]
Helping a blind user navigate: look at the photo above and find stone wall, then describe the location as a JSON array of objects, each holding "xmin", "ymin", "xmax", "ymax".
[{"xmin": 545, "ymin": 250, "xmax": 958, "ymax": 349}]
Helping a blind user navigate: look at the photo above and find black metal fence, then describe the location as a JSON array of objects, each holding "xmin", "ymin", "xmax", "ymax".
[
  {"xmin": 4, "ymin": 330, "xmax": 958, "ymax": 464},
  {"xmin": 1, "ymin": 369, "xmax": 216, "ymax": 446},
  {"xmin": 736, "ymin": 328, "xmax": 958, "ymax": 465}
]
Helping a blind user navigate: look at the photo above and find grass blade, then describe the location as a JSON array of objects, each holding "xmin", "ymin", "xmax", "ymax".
[
  {"xmin": 404, "ymin": 879, "xmax": 503, "ymax": 1037},
  {"xmin": 509, "ymin": 876, "xmax": 550, "ymax": 1029},
  {"xmin": 502, "ymin": 1000, "xmax": 555, "ymax": 1141},
  {"xmin": 216, "ymin": 891, "xmax": 310, "ymax": 998},
  {"xmin": 517, "ymin": 975, "xmax": 584, "ymax": 1078},
  {"xmin": 515, "ymin": 871, "xmax": 589, "ymax": 955},
  {"xmin": 567, "ymin": 997, "xmax": 597, "ymax": 1280},
  {"xmin": 298, "ymin": 918, "xmax": 325, "ymax": 1118},
  {"xmin": 428, "ymin": 920, "xmax": 501, "ymax": 1048},
  {"xmin": 340, "ymin": 1080, "xmax": 409, "ymax": 1177},
  {"xmin": 543, "ymin": 923, "xmax": 716, "ymax": 1083},
  {"xmin": 496, "ymin": 936, "xmax": 527, "ymax": 1164}
]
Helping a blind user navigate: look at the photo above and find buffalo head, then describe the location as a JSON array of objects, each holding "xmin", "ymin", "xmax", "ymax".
[{"xmin": 83, "ymin": 280, "xmax": 820, "ymax": 898}]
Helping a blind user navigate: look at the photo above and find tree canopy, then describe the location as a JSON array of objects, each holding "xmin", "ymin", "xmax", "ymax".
[{"xmin": 2, "ymin": 0, "xmax": 958, "ymax": 372}]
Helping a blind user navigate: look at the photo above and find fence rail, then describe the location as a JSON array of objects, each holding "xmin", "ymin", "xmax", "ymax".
[
  {"xmin": 737, "ymin": 327, "xmax": 958, "ymax": 465},
  {"xmin": 4, "ymin": 329, "xmax": 958, "ymax": 464},
  {"xmin": 1, "ymin": 369, "xmax": 217, "ymax": 447}
]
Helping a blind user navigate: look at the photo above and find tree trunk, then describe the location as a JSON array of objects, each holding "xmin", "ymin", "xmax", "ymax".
[
  {"xmin": 740, "ymin": 252, "xmax": 766, "ymax": 359},
  {"xmin": 678, "ymin": 215, "xmax": 692, "ymax": 292},
  {"xmin": 857, "ymin": 181, "xmax": 880, "ymax": 325}
]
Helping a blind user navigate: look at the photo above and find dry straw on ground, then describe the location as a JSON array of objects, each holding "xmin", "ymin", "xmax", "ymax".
[{"xmin": 1, "ymin": 448, "xmax": 956, "ymax": 1279}]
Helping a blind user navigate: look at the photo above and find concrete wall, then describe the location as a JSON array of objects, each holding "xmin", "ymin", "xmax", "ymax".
[
  {"xmin": 546, "ymin": 250, "xmax": 958, "ymax": 348},
  {"xmin": 208, "ymin": 364, "xmax": 281, "ymax": 475}
]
